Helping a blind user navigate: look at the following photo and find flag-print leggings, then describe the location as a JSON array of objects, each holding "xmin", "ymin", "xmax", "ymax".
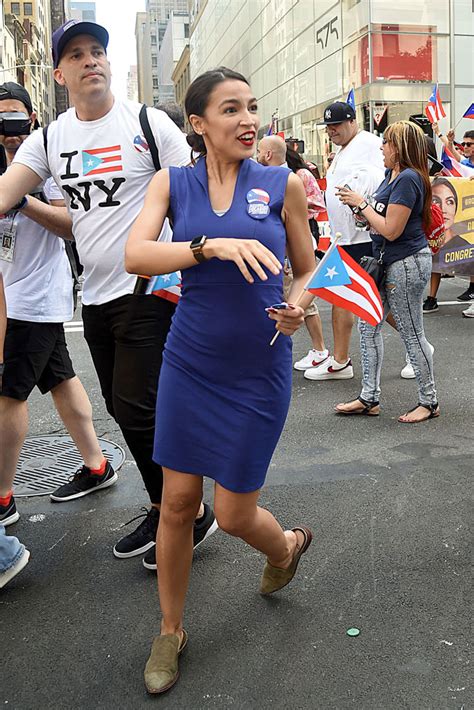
[
  {"xmin": 82, "ymin": 294, "xmax": 176, "ymax": 504},
  {"xmin": 358, "ymin": 247, "xmax": 437, "ymax": 406}
]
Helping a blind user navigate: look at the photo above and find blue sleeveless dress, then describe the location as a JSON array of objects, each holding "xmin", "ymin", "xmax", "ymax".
[{"xmin": 153, "ymin": 158, "xmax": 292, "ymax": 493}]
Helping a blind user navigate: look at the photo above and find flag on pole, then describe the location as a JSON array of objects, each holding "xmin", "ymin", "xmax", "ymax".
[
  {"xmin": 150, "ymin": 271, "xmax": 181, "ymax": 304},
  {"xmin": 440, "ymin": 146, "xmax": 474, "ymax": 178},
  {"xmin": 305, "ymin": 242, "xmax": 383, "ymax": 326},
  {"xmin": 425, "ymin": 83, "xmax": 446, "ymax": 123},
  {"xmin": 462, "ymin": 103, "xmax": 474, "ymax": 119},
  {"xmin": 346, "ymin": 88, "xmax": 355, "ymax": 111},
  {"xmin": 266, "ymin": 112, "xmax": 278, "ymax": 136}
]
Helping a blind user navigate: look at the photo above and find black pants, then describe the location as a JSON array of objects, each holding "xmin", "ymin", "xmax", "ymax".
[{"xmin": 82, "ymin": 294, "xmax": 175, "ymax": 504}]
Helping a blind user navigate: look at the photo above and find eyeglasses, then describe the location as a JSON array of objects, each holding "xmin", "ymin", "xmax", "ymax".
[{"xmin": 462, "ymin": 141, "xmax": 474, "ymax": 147}]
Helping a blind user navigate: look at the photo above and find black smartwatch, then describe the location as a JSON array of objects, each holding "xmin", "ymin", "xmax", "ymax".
[
  {"xmin": 190, "ymin": 235, "xmax": 208, "ymax": 263},
  {"xmin": 357, "ymin": 200, "xmax": 369, "ymax": 211}
]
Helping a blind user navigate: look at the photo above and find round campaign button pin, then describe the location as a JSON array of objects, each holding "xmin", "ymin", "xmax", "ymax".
[
  {"xmin": 246, "ymin": 188, "xmax": 270, "ymax": 204},
  {"xmin": 247, "ymin": 203, "xmax": 270, "ymax": 219}
]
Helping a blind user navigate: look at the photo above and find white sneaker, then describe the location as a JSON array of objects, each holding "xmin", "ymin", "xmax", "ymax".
[
  {"xmin": 462, "ymin": 303, "xmax": 474, "ymax": 318},
  {"xmin": 400, "ymin": 342, "xmax": 434, "ymax": 379},
  {"xmin": 304, "ymin": 356, "xmax": 354, "ymax": 380},
  {"xmin": 294, "ymin": 349, "xmax": 329, "ymax": 371},
  {"xmin": 0, "ymin": 547, "xmax": 30, "ymax": 589}
]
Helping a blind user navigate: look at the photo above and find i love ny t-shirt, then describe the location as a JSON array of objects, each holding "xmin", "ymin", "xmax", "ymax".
[{"xmin": 14, "ymin": 99, "xmax": 190, "ymax": 305}]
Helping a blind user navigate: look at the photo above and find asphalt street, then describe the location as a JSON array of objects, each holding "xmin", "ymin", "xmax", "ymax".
[{"xmin": 1, "ymin": 277, "xmax": 472, "ymax": 710}]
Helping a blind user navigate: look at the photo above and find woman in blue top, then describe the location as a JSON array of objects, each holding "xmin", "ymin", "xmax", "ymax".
[
  {"xmin": 126, "ymin": 68, "xmax": 315, "ymax": 694},
  {"xmin": 334, "ymin": 120, "xmax": 439, "ymax": 423}
]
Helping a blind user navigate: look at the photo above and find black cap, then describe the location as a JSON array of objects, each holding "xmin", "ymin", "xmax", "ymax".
[
  {"xmin": 52, "ymin": 20, "xmax": 109, "ymax": 68},
  {"xmin": 0, "ymin": 82, "xmax": 33, "ymax": 114},
  {"xmin": 320, "ymin": 102, "xmax": 356, "ymax": 125}
]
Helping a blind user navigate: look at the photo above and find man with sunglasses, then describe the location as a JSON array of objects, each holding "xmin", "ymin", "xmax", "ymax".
[{"xmin": 433, "ymin": 124, "xmax": 474, "ymax": 168}]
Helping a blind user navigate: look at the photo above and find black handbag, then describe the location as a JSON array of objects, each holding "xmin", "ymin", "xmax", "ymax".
[{"xmin": 359, "ymin": 255, "xmax": 385, "ymax": 288}]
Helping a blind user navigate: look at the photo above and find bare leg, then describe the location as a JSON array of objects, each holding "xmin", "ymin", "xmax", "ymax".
[
  {"xmin": 332, "ymin": 306, "xmax": 354, "ymax": 363},
  {"xmin": 386, "ymin": 312, "xmax": 397, "ymax": 330},
  {"xmin": 430, "ymin": 273, "xmax": 441, "ymax": 298},
  {"xmin": 50, "ymin": 376, "xmax": 104, "ymax": 470},
  {"xmin": 157, "ymin": 468, "xmax": 203, "ymax": 636},
  {"xmin": 304, "ymin": 314, "xmax": 326, "ymax": 352},
  {"xmin": 0, "ymin": 397, "xmax": 28, "ymax": 496},
  {"xmin": 214, "ymin": 484, "xmax": 300, "ymax": 569}
]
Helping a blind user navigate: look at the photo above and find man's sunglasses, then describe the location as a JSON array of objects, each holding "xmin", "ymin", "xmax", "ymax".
[{"xmin": 461, "ymin": 141, "xmax": 474, "ymax": 147}]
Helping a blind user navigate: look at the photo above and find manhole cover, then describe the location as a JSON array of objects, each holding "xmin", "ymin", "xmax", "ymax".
[{"xmin": 14, "ymin": 435, "xmax": 125, "ymax": 497}]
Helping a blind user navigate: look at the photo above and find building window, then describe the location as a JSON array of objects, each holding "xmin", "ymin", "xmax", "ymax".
[
  {"xmin": 24, "ymin": 2, "xmax": 33, "ymax": 15},
  {"xmin": 11, "ymin": 2, "xmax": 20, "ymax": 14},
  {"xmin": 184, "ymin": 23, "xmax": 189, "ymax": 38}
]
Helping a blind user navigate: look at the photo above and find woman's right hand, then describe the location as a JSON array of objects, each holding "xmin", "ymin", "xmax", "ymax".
[{"xmin": 203, "ymin": 238, "xmax": 282, "ymax": 283}]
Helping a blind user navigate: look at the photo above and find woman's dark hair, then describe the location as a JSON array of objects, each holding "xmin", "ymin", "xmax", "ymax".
[
  {"xmin": 184, "ymin": 67, "xmax": 249, "ymax": 156},
  {"xmin": 431, "ymin": 177, "xmax": 458, "ymax": 211},
  {"xmin": 285, "ymin": 145, "xmax": 308, "ymax": 173}
]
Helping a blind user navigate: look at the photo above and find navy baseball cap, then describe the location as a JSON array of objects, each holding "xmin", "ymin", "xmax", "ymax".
[
  {"xmin": 0, "ymin": 82, "xmax": 33, "ymax": 113},
  {"xmin": 320, "ymin": 102, "xmax": 356, "ymax": 125},
  {"xmin": 52, "ymin": 20, "xmax": 109, "ymax": 68}
]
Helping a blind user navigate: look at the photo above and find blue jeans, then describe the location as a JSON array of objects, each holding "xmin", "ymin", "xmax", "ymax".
[
  {"xmin": 358, "ymin": 248, "xmax": 437, "ymax": 406},
  {"xmin": 0, "ymin": 524, "xmax": 24, "ymax": 573}
]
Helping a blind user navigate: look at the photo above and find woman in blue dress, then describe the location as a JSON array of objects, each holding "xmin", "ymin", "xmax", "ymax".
[{"xmin": 126, "ymin": 68, "xmax": 316, "ymax": 694}]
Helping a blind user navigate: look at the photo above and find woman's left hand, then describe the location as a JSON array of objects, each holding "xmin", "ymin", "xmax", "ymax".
[
  {"xmin": 267, "ymin": 304, "xmax": 305, "ymax": 336},
  {"xmin": 335, "ymin": 185, "xmax": 365, "ymax": 208}
]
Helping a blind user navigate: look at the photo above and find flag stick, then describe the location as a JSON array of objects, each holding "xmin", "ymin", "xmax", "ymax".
[
  {"xmin": 269, "ymin": 233, "xmax": 342, "ymax": 346},
  {"xmin": 453, "ymin": 116, "xmax": 465, "ymax": 132}
]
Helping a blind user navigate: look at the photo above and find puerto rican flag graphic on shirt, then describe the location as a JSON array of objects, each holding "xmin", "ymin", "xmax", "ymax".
[{"xmin": 82, "ymin": 145, "xmax": 123, "ymax": 176}]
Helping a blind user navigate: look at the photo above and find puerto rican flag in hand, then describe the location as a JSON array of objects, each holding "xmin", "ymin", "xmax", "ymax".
[
  {"xmin": 306, "ymin": 244, "xmax": 383, "ymax": 326},
  {"xmin": 425, "ymin": 84, "xmax": 446, "ymax": 123}
]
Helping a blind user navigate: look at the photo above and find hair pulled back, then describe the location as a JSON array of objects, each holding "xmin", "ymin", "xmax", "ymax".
[
  {"xmin": 431, "ymin": 176, "xmax": 458, "ymax": 210},
  {"xmin": 185, "ymin": 67, "xmax": 250, "ymax": 157}
]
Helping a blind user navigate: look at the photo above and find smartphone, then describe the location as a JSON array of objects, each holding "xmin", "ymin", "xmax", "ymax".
[{"xmin": 269, "ymin": 302, "xmax": 289, "ymax": 310}]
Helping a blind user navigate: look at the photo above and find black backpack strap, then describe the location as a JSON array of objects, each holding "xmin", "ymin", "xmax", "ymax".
[
  {"xmin": 43, "ymin": 124, "xmax": 49, "ymax": 158},
  {"xmin": 139, "ymin": 104, "xmax": 161, "ymax": 172}
]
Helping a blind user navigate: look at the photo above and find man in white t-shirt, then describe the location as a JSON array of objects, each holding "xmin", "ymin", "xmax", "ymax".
[
  {"xmin": 304, "ymin": 102, "xmax": 385, "ymax": 381},
  {"xmin": 0, "ymin": 82, "xmax": 117, "ymax": 530},
  {"xmin": 0, "ymin": 22, "xmax": 216, "ymax": 565}
]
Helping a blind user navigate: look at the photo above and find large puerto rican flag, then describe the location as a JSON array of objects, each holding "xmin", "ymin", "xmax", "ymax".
[
  {"xmin": 441, "ymin": 146, "xmax": 474, "ymax": 178},
  {"xmin": 82, "ymin": 145, "xmax": 123, "ymax": 176},
  {"xmin": 425, "ymin": 83, "xmax": 446, "ymax": 123},
  {"xmin": 305, "ymin": 242, "xmax": 383, "ymax": 326}
]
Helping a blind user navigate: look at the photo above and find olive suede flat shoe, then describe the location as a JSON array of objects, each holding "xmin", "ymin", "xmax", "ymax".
[
  {"xmin": 259, "ymin": 526, "xmax": 313, "ymax": 596},
  {"xmin": 144, "ymin": 629, "xmax": 188, "ymax": 694}
]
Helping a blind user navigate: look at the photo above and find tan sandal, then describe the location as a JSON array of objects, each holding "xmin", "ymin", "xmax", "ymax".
[
  {"xmin": 335, "ymin": 397, "xmax": 380, "ymax": 416},
  {"xmin": 144, "ymin": 629, "xmax": 188, "ymax": 694},
  {"xmin": 398, "ymin": 402, "xmax": 440, "ymax": 423},
  {"xmin": 260, "ymin": 526, "xmax": 313, "ymax": 596}
]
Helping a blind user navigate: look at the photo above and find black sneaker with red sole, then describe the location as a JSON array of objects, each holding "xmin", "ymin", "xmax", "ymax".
[{"xmin": 50, "ymin": 461, "xmax": 117, "ymax": 502}]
